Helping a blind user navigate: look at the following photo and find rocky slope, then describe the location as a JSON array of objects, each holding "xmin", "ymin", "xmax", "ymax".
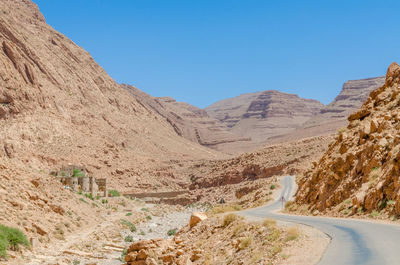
[
  {"xmin": 0, "ymin": 0, "xmax": 227, "ymax": 258},
  {"xmin": 206, "ymin": 90, "xmax": 324, "ymax": 142},
  {"xmin": 0, "ymin": 0, "xmax": 222, "ymax": 193},
  {"xmin": 123, "ymin": 213, "xmax": 328, "ymax": 265},
  {"xmin": 296, "ymin": 62, "xmax": 400, "ymax": 217},
  {"xmin": 122, "ymin": 84, "xmax": 250, "ymax": 149}
]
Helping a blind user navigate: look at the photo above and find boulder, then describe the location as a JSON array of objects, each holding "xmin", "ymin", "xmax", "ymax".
[{"xmin": 189, "ymin": 212, "xmax": 207, "ymax": 228}]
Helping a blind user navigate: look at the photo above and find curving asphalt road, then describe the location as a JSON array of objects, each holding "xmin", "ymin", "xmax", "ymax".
[{"xmin": 240, "ymin": 176, "xmax": 400, "ymax": 265}]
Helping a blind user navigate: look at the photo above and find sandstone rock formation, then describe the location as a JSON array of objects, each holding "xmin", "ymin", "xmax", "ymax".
[
  {"xmin": 206, "ymin": 90, "xmax": 324, "ymax": 142},
  {"xmin": 299, "ymin": 76, "xmax": 385, "ymax": 134},
  {"xmin": 122, "ymin": 84, "xmax": 250, "ymax": 150},
  {"xmin": 296, "ymin": 63, "xmax": 400, "ymax": 216}
]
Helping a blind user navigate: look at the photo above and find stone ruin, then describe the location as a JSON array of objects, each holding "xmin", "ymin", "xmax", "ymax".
[{"xmin": 54, "ymin": 165, "xmax": 107, "ymax": 198}]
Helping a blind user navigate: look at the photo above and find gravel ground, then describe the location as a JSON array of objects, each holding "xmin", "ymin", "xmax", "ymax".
[{"xmin": 121, "ymin": 204, "xmax": 206, "ymax": 241}]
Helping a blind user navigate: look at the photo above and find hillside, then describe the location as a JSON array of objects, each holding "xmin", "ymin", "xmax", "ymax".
[
  {"xmin": 295, "ymin": 62, "xmax": 400, "ymax": 217},
  {"xmin": 206, "ymin": 90, "xmax": 324, "ymax": 143},
  {"xmin": 0, "ymin": 0, "xmax": 229, "ymax": 252},
  {"xmin": 0, "ymin": 0, "xmax": 224, "ymax": 192},
  {"xmin": 122, "ymin": 84, "xmax": 250, "ymax": 150}
]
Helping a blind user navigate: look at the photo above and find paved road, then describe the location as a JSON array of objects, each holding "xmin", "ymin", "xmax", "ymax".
[{"xmin": 240, "ymin": 176, "xmax": 400, "ymax": 265}]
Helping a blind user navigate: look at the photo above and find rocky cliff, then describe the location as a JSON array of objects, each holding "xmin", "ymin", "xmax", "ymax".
[
  {"xmin": 206, "ymin": 90, "xmax": 324, "ymax": 142},
  {"xmin": 302, "ymin": 76, "xmax": 385, "ymax": 129},
  {"xmin": 122, "ymin": 84, "xmax": 250, "ymax": 150},
  {"xmin": 296, "ymin": 63, "xmax": 400, "ymax": 216}
]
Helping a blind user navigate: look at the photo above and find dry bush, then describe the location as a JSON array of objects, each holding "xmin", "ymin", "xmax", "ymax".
[
  {"xmin": 284, "ymin": 200, "xmax": 297, "ymax": 212},
  {"xmin": 232, "ymin": 222, "xmax": 246, "ymax": 237},
  {"xmin": 270, "ymin": 244, "xmax": 282, "ymax": 256},
  {"xmin": 267, "ymin": 228, "xmax": 281, "ymax": 242},
  {"xmin": 369, "ymin": 167, "xmax": 382, "ymax": 188},
  {"xmin": 210, "ymin": 204, "xmax": 242, "ymax": 215},
  {"xmin": 238, "ymin": 236, "xmax": 253, "ymax": 250},
  {"xmin": 223, "ymin": 213, "xmax": 238, "ymax": 227},
  {"xmin": 262, "ymin": 218, "xmax": 276, "ymax": 228},
  {"xmin": 285, "ymin": 226, "xmax": 300, "ymax": 242}
]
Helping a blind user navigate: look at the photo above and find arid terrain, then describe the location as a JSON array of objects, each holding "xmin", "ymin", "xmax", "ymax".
[
  {"xmin": 2, "ymin": 0, "xmax": 400, "ymax": 265},
  {"xmin": 295, "ymin": 62, "xmax": 400, "ymax": 220}
]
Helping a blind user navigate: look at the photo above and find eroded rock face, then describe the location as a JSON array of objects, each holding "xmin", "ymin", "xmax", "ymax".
[
  {"xmin": 303, "ymin": 76, "xmax": 385, "ymax": 129},
  {"xmin": 122, "ymin": 84, "xmax": 250, "ymax": 150},
  {"xmin": 296, "ymin": 62, "xmax": 400, "ymax": 215},
  {"xmin": 206, "ymin": 90, "xmax": 324, "ymax": 142}
]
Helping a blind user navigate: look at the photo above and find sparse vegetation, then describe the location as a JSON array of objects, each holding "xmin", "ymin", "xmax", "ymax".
[
  {"xmin": 146, "ymin": 215, "xmax": 152, "ymax": 220},
  {"xmin": 284, "ymin": 200, "xmax": 296, "ymax": 212},
  {"xmin": 84, "ymin": 193, "xmax": 94, "ymax": 200},
  {"xmin": 141, "ymin": 208, "xmax": 149, "ymax": 212},
  {"xmin": 210, "ymin": 204, "xmax": 242, "ymax": 214},
  {"xmin": 167, "ymin": 229, "xmax": 177, "ymax": 236},
  {"xmin": 72, "ymin": 169, "xmax": 85, "ymax": 177},
  {"xmin": 223, "ymin": 213, "xmax": 238, "ymax": 227},
  {"xmin": 267, "ymin": 228, "xmax": 281, "ymax": 242},
  {"xmin": 368, "ymin": 167, "xmax": 381, "ymax": 188},
  {"xmin": 109, "ymin": 189, "xmax": 121, "ymax": 197},
  {"xmin": 238, "ymin": 237, "xmax": 253, "ymax": 250},
  {"xmin": 262, "ymin": 219, "xmax": 276, "ymax": 228},
  {"xmin": 270, "ymin": 184, "xmax": 276, "ymax": 190},
  {"xmin": 121, "ymin": 220, "xmax": 136, "ymax": 232},
  {"xmin": 119, "ymin": 248, "xmax": 128, "ymax": 262},
  {"xmin": 124, "ymin": 235, "xmax": 133, "ymax": 242},
  {"xmin": 125, "ymin": 212, "xmax": 132, "ymax": 216},
  {"xmin": 0, "ymin": 225, "xmax": 30, "ymax": 259},
  {"xmin": 285, "ymin": 227, "xmax": 300, "ymax": 242},
  {"xmin": 370, "ymin": 210, "xmax": 380, "ymax": 218},
  {"xmin": 270, "ymin": 244, "xmax": 282, "ymax": 256}
]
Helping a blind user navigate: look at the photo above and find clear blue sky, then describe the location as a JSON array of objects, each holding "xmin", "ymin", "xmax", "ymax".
[{"xmin": 33, "ymin": 0, "xmax": 399, "ymax": 108}]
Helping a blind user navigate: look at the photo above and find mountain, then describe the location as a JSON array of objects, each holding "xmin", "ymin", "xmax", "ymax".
[
  {"xmin": 302, "ymin": 76, "xmax": 385, "ymax": 129},
  {"xmin": 206, "ymin": 90, "xmax": 325, "ymax": 143},
  {"xmin": 295, "ymin": 63, "xmax": 400, "ymax": 216},
  {"xmin": 265, "ymin": 77, "xmax": 386, "ymax": 144},
  {"xmin": 0, "ymin": 0, "xmax": 225, "ymax": 194},
  {"xmin": 122, "ymin": 84, "xmax": 250, "ymax": 150}
]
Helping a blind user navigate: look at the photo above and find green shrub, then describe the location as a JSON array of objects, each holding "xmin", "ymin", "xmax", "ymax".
[
  {"xmin": 119, "ymin": 248, "xmax": 128, "ymax": 262},
  {"xmin": 121, "ymin": 220, "xmax": 136, "ymax": 232},
  {"xmin": 0, "ymin": 234, "xmax": 8, "ymax": 259},
  {"xmin": 146, "ymin": 216, "xmax": 152, "ymax": 220},
  {"xmin": 101, "ymin": 199, "xmax": 108, "ymax": 204},
  {"xmin": 167, "ymin": 229, "xmax": 176, "ymax": 236},
  {"xmin": 141, "ymin": 208, "xmax": 149, "ymax": 212},
  {"xmin": 73, "ymin": 169, "xmax": 85, "ymax": 177},
  {"xmin": 0, "ymin": 225, "xmax": 30, "ymax": 259},
  {"xmin": 125, "ymin": 212, "xmax": 132, "ymax": 217},
  {"xmin": 109, "ymin": 190, "xmax": 121, "ymax": 197},
  {"xmin": 85, "ymin": 193, "xmax": 94, "ymax": 200},
  {"xmin": 124, "ymin": 235, "xmax": 133, "ymax": 242},
  {"xmin": 270, "ymin": 185, "xmax": 276, "ymax": 190}
]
